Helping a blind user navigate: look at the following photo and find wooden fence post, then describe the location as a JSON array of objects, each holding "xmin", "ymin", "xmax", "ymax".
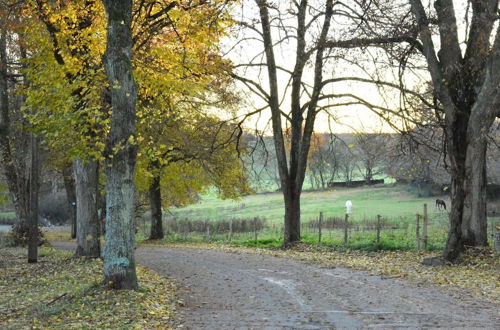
[
  {"xmin": 416, "ymin": 214, "xmax": 420, "ymax": 252},
  {"xmin": 206, "ymin": 220, "xmax": 210, "ymax": 242},
  {"xmin": 318, "ymin": 212, "xmax": 323, "ymax": 244},
  {"xmin": 254, "ymin": 217, "xmax": 258, "ymax": 241},
  {"xmin": 344, "ymin": 214, "xmax": 349, "ymax": 245},
  {"xmin": 376, "ymin": 215, "xmax": 381, "ymax": 246},
  {"xmin": 228, "ymin": 218, "xmax": 233, "ymax": 242},
  {"xmin": 423, "ymin": 203, "xmax": 428, "ymax": 250}
]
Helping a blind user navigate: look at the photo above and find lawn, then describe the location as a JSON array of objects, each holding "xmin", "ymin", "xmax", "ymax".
[
  {"xmin": 168, "ymin": 184, "xmax": 448, "ymax": 224},
  {"xmin": 147, "ymin": 184, "xmax": 498, "ymax": 251}
]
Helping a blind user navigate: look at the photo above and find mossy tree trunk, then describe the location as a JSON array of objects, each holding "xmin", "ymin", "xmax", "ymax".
[{"xmin": 102, "ymin": 0, "xmax": 138, "ymax": 290}]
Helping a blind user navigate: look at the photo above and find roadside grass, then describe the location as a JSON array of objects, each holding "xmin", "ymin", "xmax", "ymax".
[
  {"xmin": 43, "ymin": 230, "xmax": 75, "ymax": 242},
  {"xmin": 0, "ymin": 245, "xmax": 176, "ymax": 329},
  {"xmin": 0, "ymin": 212, "xmax": 16, "ymax": 225}
]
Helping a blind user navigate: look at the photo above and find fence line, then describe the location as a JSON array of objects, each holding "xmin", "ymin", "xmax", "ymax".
[{"xmin": 134, "ymin": 205, "xmax": 467, "ymax": 251}]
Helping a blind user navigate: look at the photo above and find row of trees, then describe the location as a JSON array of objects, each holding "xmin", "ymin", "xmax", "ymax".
[
  {"xmin": 0, "ymin": 0, "xmax": 248, "ymax": 289},
  {"xmin": 246, "ymin": 129, "xmax": 500, "ymax": 195},
  {"xmin": 245, "ymin": 132, "xmax": 390, "ymax": 190}
]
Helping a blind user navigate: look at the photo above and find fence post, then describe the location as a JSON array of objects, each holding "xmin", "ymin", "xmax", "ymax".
[
  {"xmin": 228, "ymin": 218, "xmax": 233, "ymax": 242},
  {"xmin": 254, "ymin": 217, "xmax": 258, "ymax": 241},
  {"xmin": 423, "ymin": 203, "xmax": 428, "ymax": 250},
  {"xmin": 206, "ymin": 220, "xmax": 210, "ymax": 242},
  {"xmin": 318, "ymin": 212, "xmax": 323, "ymax": 244},
  {"xmin": 416, "ymin": 214, "xmax": 420, "ymax": 252},
  {"xmin": 344, "ymin": 214, "xmax": 349, "ymax": 245},
  {"xmin": 376, "ymin": 215, "xmax": 381, "ymax": 246}
]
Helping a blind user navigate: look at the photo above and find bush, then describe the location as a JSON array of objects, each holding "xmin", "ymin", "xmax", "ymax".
[
  {"xmin": 307, "ymin": 216, "xmax": 405, "ymax": 231},
  {"xmin": 165, "ymin": 217, "xmax": 266, "ymax": 234}
]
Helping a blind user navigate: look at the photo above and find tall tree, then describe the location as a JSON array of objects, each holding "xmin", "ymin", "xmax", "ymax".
[
  {"xmin": 102, "ymin": 0, "xmax": 138, "ymax": 289},
  {"xmin": 25, "ymin": 0, "xmax": 103, "ymax": 257},
  {"xmin": 0, "ymin": 2, "xmax": 40, "ymax": 253},
  {"xmin": 409, "ymin": 0, "xmax": 500, "ymax": 260},
  {"xmin": 354, "ymin": 133, "xmax": 389, "ymax": 183},
  {"xmin": 233, "ymin": 0, "xmax": 336, "ymax": 244},
  {"xmin": 137, "ymin": 115, "xmax": 250, "ymax": 240}
]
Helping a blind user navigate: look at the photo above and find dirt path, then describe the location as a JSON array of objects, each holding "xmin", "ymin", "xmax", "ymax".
[{"xmin": 52, "ymin": 242, "xmax": 499, "ymax": 329}]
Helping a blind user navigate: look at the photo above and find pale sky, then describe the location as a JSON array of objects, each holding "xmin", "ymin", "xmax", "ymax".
[{"xmin": 222, "ymin": 0, "xmax": 480, "ymax": 134}]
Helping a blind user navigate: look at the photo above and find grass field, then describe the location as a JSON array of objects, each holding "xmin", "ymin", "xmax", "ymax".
[
  {"xmin": 141, "ymin": 184, "xmax": 499, "ymax": 251},
  {"xmin": 168, "ymin": 184, "xmax": 448, "ymax": 224}
]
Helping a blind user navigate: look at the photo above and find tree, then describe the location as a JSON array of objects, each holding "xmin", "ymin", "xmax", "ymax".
[
  {"xmin": 24, "ymin": 0, "xmax": 104, "ymax": 257},
  {"xmin": 337, "ymin": 142, "xmax": 357, "ymax": 185},
  {"xmin": 354, "ymin": 133, "xmax": 390, "ymax": 183},
  {"xmin": 296, "ymin": 0, "xmax": 499, "ymax": 260},
  {"xmin": 234, "ymin": 0, "xmax": 337, "ymax": 244},
  {"xmin": 102, "ymin": 0, "xmax": 138, "ymax": 289},
  {"xmin": 0, "ymin": 1, "xmax": 41, "ymax": 259},
  {"xmin": 307, "ymin": 134, "xmax": 334, "ymax": 189},
  {"xmin": 409, "ymin": 0, "xmax": 500, "ymax": 260},
  {"xmin": 61, "ymin": 163, "xmax": 77, "ymax": 239},
  {"xmin": 137, "ymin": 115, "xmax": 250, "ymax": 240},
  {"xmin": 128, "ymin": 0, "xmax": 242, "ymax": 240}
]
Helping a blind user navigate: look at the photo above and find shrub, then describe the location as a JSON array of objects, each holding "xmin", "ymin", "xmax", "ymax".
[{"xmin": 165, "ymin": 217, "xmax": 266, "ymax": 234}]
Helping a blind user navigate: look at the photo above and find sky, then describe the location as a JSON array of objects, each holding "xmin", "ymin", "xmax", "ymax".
[{"xmin": 221, "ymin": 0, "xmax": 481, "ymax": 134}]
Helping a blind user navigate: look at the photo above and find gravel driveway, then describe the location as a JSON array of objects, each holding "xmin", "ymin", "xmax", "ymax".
[{"xmin": 52, "ymin": 242, "xmax": 499, "ymax": 329}]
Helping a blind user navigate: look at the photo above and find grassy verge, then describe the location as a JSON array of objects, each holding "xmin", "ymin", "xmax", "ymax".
[{"xmin": 0, "ymin": 246, "xmax": 177, "ymax": 329}]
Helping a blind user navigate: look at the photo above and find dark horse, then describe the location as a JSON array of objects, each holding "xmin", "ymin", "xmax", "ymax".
[{"xmin": 436, "ymin": 199, "xmax": 447, "ymax": 211}]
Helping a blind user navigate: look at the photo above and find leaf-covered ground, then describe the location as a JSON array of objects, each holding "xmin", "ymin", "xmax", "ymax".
[
  {"xmin": 142, "ymin": 241, "xmax": 500, "ymax": 305},
  {"xmin": 0, "ymin": 247, "xmax": 176, "ymax": 329}
]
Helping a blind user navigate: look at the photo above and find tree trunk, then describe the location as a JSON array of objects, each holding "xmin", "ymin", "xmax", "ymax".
[
  {"xmin": 462, "ymin": 139, "xmax": 488, "ymax": 246},
  {"xmin": 442, "ymin": 163, "xmax": 467, "ymax": 260},
  {"xmin": 149, "ymin": 172, "xmax": 163, "ymax": 240},
  {"xmin": 283, "ymin": 184, "xmax": 301, "ymax": 244},
  {"xmin": 102, "ymin": 0, "xmax": 138, "ymax": 290},
  {"xmin": 74, "ymin": 160, "xmax": 100, "ymax": 258},
  {"xmin": 62, "ymin": 163, "xmax": 77, "ymax": 239},
  {"xmin": 98, "ymin": 188, "xmax": 106, "ymax": 236},
  {"xmin": 27, "ymin": 135, "xmax": 39, "ymax": 263}
]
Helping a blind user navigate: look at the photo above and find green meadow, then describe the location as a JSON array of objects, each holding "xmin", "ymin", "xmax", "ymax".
[
  {"xmin": 169, "ymin": 184, "xmax": 448, "ymax": 224},
  {"xmin": 145, "ymin": 184, "xmax": 498, "ymax": 251}
]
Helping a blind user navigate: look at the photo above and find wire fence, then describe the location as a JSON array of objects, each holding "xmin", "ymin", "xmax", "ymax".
[{"xmin": 135, "ymin": 203, "xmax": 500, "ymax": 251}]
